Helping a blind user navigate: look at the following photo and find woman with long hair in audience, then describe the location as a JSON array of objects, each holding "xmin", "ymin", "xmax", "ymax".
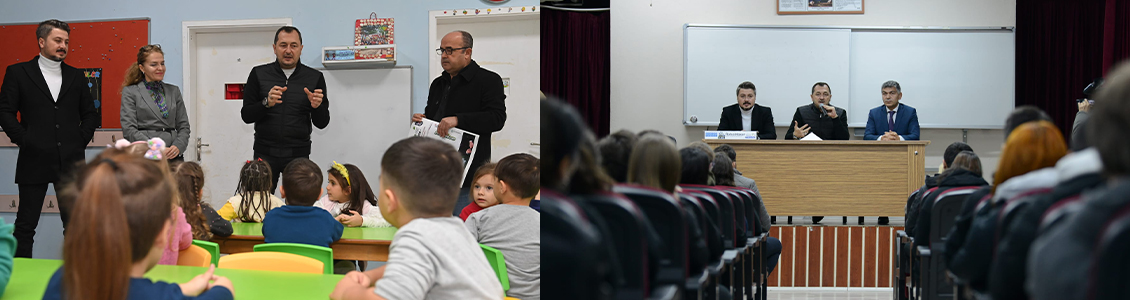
[{"xmin": 947, "ymin": 120, "xmax": 1066, "ymax": 291}]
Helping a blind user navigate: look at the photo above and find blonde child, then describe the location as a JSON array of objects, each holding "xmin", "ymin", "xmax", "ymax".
[
  {"xmin": 458, "ymin": 163, "xmax": 499, "ymax": 221},
  {"xmin": 218, "ymin": 160, "xmax": 284, "ymax": 222},
  {"xmin": 315, "ymin": 162, "xmax": 392, "ymax": 227},
  {"xmin": 42, "ymin": 148, "xmax": 234, "ymax": 299}
]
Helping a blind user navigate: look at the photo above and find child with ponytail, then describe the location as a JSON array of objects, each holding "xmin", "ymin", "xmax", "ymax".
[
  {"xmin": 218, "ymin": 159, "xmax": 284, "ymax": 222},
  {"xmin": 42, "ymin": 148, "xmax": 234, "ymax": 299},
  {"xmin": 170, "ymin": 161, "xmax": 232, "ymax": 240}
]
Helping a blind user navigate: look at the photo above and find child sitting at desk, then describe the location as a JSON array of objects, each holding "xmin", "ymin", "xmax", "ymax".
[
  {"xmin": 218, "ymin": 160, "xmax": 285, "ymax": 222},
  {"xmin": 466, "ymin": 153, "xmax": 542, "ymax": 299},
  {"xmin": 316, "ymin": 161, "xmax": 392, "ymax": 228},
  {"xmin": 43, "ymin": 148, "xmax": 234, "ymax": 299},
  {"xmin": 458, "ymin": 163, "xmax": 500, "ymax": 221},
  {"xmin": 262, "ymin": 159, "xmax": 344, "ymax": 248},
  {"xmin": 330, "ymin": 137, "xmax": 502, "ymax": 300}
]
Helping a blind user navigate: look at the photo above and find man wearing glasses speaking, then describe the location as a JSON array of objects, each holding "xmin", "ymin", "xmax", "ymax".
[{"xmin": 413, "ymin": 30, "xmax": 507, "ymax": 216}]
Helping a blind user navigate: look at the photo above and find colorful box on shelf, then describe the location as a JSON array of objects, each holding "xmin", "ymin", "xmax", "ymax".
[{"xmin": 322, "ymin": 45, "xmax": 396, "ymax": 69}]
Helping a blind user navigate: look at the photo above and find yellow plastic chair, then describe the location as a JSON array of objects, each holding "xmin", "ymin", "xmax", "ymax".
[
  {"xmin": 218, "ymin": 251, "xmax": 323, "ymax": 274},
  {"xmin": 177, "ymin": 244, "xmax": 212, "ymax": 267}
]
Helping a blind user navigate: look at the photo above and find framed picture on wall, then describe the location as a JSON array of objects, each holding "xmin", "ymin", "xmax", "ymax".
[{"xmin": 778, "ymin": 0, "xmax": 864, "ymax": 14}]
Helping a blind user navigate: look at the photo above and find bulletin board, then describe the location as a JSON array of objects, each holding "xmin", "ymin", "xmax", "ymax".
[{"xmin": 0, "ymin": 18, "xmax": 150, "ymax": 129}]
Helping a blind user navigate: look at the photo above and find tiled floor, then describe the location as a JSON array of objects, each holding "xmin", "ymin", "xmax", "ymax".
[{"xmin": 766, "ymin": 289, "xmax": 893, "ymax": 300}]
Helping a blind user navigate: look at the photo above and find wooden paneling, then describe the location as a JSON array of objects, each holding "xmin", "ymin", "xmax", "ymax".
[
  {"xmin": 705, "ymin": 140, "xmax": 929, "ymax": 216},
  {"xmin": 849, "ymin": 227, "xmax": 863, "ymax": 287},
  {"xmin": 879, "ymin": 227, "xmax": 892, "ymax": 287},
  {"xmin": 836, "ymin": 226, "xmax": 849, "ymax": 287},
  {"xmin": 794, "ymin": 227, "xmax": 808, "ymax": 286},
  {"xmin": 808, "ymin": 227, "xmax": 822, "ymax": 287},
  {"xmin": 779, "ymin": 226, "xmax": 793, "ymax": 287},
  {"xmin": 822, "ymin": 227, "xmax": 836, "ymax": 287},
  {"xmin": 864, "ymin": 227, "xmax": 878, "ymax": 287}
]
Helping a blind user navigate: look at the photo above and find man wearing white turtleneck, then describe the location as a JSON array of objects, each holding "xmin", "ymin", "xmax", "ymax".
[{"xmin": 0, "ymin": 19, "xmax": 100, "ymax": 258}]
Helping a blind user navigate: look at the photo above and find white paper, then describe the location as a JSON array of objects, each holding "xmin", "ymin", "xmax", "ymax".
[
  {"xmin": 409, "ymin": 118, "xmax": 480, "ymax": 187},
  {"xmin": 801, "ymin": 133, "xmax": 823, "ymax": 141}
]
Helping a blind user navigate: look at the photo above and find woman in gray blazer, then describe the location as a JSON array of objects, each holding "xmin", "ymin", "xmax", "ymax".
[{"xmin": 120, "ymin": 44, "xmax": 190, "ymax": 160}]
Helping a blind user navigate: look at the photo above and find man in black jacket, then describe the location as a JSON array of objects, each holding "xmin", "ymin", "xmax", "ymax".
[
  {"xmin": 785, "ymin": 82, "xmax": 848, "ymax": 141},
  {"xmin": 413, "ymin": 30, "xmax": 506, "ymax": 216},
  {"xmin": 241, "ymin": 26, "xmax": 330, "ymax": 192},
  {"xmin": 0, "ymin": 20, "xmax": 100, "ymax": 257},
  {"xmin": 717, "ymin": 81, "xmax": 776, "ymax": 140}
]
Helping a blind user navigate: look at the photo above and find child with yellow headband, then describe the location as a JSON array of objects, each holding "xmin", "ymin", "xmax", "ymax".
[{"xmin": 316, "ymin": 162, "xmax": 392, "ymax": 228}]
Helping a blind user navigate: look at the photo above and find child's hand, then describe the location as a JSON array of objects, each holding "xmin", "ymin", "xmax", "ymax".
[
  {"xmin": 208, "ymin": 275, "xmax": 235, "ymax": 295},
  {"xmin": 179, "ymin": 264, "xmax": 219, "ymax": 296},
  {"xmin": 330, "ymin": 272, "xmax": 370, "ymax": 299},
  {"xmin": 337, "ymin": 211, "xmax": 364, "ymax": 227}
]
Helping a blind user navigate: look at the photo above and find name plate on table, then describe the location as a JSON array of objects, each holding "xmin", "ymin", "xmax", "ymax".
[{"xmin": 704, "ymin": 131, "xmax": 758, "ymax": 140}]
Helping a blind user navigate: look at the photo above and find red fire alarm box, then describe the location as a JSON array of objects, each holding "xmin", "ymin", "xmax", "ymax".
[{"xmin": 225, "ymin": 83, "xmax": 245, "ymax": 100}]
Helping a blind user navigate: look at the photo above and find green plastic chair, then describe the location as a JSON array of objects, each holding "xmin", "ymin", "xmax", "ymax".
[
  {"xmin": 192, "ymin": 240, "xmax": 221, "ymax": 267},
  {"xmin": 480, "ymin": 244, "xmax": 510, "ymax": 292},
  {"xmin": 253, "ymin": 243, "xmax": 334, "ymax": 274}
]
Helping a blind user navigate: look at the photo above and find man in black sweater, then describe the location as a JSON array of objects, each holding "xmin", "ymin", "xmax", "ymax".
[
  {"xmin": 241, "ymin": 26, "xmax": 330, "ymax": 192},
  {"xmin": 785, "ymin": 82, "xmax": 848, "ymax": 224}
]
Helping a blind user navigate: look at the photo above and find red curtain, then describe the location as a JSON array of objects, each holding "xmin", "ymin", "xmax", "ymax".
[
  {"xmin": 541, "ymin": 8, "xmax": 611, "ymax": 137},
  {"xmin": 1016, "ymin": 0, "xmax": 1130, "ymax": 143}
]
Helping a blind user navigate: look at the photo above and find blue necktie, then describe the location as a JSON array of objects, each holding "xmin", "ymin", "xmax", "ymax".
[{"xmin": 887, "ymin": 111, "xmax": 895, "ymax": 132}]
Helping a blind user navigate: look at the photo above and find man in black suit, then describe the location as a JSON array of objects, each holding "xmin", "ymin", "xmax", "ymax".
[
  {"xmin": 412, "ymin": 30, "xmax": 506, "ymax": 216},
  {"xmin": 717, "ymin": 81, "xmax": 776, "ymax": 139},
  {"xmin": 784, "ymin": 82, "xmax": 848, "ymax": 224},
  {"xmin": 0, "ymin": 19, "xmax": 100, "ymax": 258}
]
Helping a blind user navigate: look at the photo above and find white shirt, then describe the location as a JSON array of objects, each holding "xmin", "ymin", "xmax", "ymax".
[
  {"xmin": 282, "ymin": 67, "xmax": 295, "ymax": 78},
  {"xmin": 313, "ymin": 195, "xmax": 392, "ymax": 227},
  {"xmin": 38, "ymin": 54, "xmax": 62, "ymax": 102},
  {"xmin": 740, "ymin": 106, "xmax": 753, "ymax": 131},
  {"xmin": 877, "ymin": 106, "xmax": 905, "ymax": 141}
]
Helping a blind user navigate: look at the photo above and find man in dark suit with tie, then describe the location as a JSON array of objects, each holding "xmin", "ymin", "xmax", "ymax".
[
  {"xmin": 0, "ymin": 19, "xmax": 100, "ymax": 257},
  {"xmin": 718, "ymin": 81, "xmax": 776, "ymax": 139},
  {"xmin": 863, "ymin": 80, "xmax": 920, "ymax": 225},
  {"xmin": 864, "ymin": 80, "xmax": 920, "ymax": 141}
]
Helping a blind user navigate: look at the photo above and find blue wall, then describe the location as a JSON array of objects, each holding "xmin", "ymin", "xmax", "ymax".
[{"xmin": 0, "ymin": 0, "xmax": 537, "ymax": 259}]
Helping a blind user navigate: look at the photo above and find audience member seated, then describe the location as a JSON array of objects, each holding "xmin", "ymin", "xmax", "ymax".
[
  {"xmin": 1026, "ymin": 61, "xmax": 1130, "ymax": 300},
  {"xmin": 912, "ymin": 151, "xmax": 987, "ymax": 248},
  {"xmin": 906, "ymin": 142, "xmax": 973, "ymax": 236},
  {"xmin": 597, "ymin": 129, "xmax": 637, "ymax": 183},
  {"xmin": 947, "ymin": 120, "xmax": 1066, "ymax": 290}
]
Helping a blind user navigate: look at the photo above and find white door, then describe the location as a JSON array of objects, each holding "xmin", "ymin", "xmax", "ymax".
[
  {"xmin": 434, "ymin": 15, "xmax": 541, "ymax": 161},
  {"xmin": 191, "ymin": 30, "xmax": 276, "ymax": 208}
]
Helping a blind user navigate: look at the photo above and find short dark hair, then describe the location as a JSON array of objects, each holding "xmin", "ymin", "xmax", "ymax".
[
  {"xmin": 714, "ymin": 144, "xmax": 737, "ymax": 162},
  {"xmin": 597, "ymin": 130, "xmax": 637, "ymax": 183},
  {"xmin": 281, "ymin": 158, "xmax": 322, "ymax": 206},
  {"xmin": 679, "ymin": 147, "xmax": 710, "ymax": 185},
  {"xmin": 737, "ymin": 81, "xmax": 756, "ymax": 96},
  {"xmin": 495, "ymin": 153, "xmax": 540, "ymax": 199},
  {"xmin": 274, "ymin": 26, "xmax": 303, "ymax": 44},
  {"xmin": 943, "ymin": 142, "xmax": 974, "ymax": 169},
  {"xmin": 37, "ymin": 19, "xmax": 70, "ymax": 40},
  {"xmin": 812, "ymin": 82, "xmax": 831, "ymax": 94},
  {"xmin": 1004, "ymin": 106, "xmax": 1052, "ymax": 140},
  {"xmin": 457, "ymin": 30, "xmax": 474, "ymax": 48},
  {"xmin": 382, "ymin": 137, "xmax": 464, "ymax": 215},
  {"xmin": 882, "ymin": 80, "xmax": 902, "ymax": 93},
  {"xmin": 1089, "ymin": 61, "xmax": 1130, "ymax": 175}
]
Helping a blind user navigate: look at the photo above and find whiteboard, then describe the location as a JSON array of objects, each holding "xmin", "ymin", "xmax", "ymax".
[
  {"xmin": 684, "ymin": 26, "xmax": 851, "ymax": 127},
  {"xmin": 309, "ymin": 67, "xmax": 412, "ymax": 189},
  {"xmin": 848, "ymin": 30, "xmax": 1015, "ymax": 128},
  {"xmin": 683, "ymin": 25, "xmax": 1015, "ymax": 129}
]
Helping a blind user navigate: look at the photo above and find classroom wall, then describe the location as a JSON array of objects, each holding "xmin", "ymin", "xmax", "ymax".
[
  {"xmin": 610, "ymin": 0, "xmax": 1015, "ymax": 182},
  {"xmin": 0, "ymin": 0, "xmax": 536, "ymax": 259}
]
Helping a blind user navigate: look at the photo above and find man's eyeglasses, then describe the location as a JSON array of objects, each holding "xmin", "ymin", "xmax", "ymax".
[{"xmin": 435, "ymin": 47, "xmax": 470, "ymax": 55}]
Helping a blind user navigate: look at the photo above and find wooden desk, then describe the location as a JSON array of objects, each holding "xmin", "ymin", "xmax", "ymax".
[
  {"xmin": 705, "ymin": 140, "xmax": 929, "ymax": 216},
  {"xmin": 211, "ymin": 223, "xmax": 396, "ymax": 261},
  {"xmin": 3, "ymin": 258, "xmax": 345, "ymax": 300}
]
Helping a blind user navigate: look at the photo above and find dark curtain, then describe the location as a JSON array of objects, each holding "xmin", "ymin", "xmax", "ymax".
[
  {"xmin": 1016, "ymin": 0, "xmax": 1130, "ymax": 143},
  {"xmin": 541, "ymin": 8, "xmax": 611, "ymax": 137}
]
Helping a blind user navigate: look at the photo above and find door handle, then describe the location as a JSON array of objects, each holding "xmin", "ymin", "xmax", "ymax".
[{"xmin": 196, "ymin": 137, "xmax": 210, "ymax": 162}]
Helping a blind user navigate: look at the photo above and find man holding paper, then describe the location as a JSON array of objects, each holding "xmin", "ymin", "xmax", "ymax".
[
  {"xmin": 412, "ymin": 30, "xmax": 506, "ymax": 216},
  {"xmin": 785, "ymin": 82, "xmax": 849, "ymax": 140}
]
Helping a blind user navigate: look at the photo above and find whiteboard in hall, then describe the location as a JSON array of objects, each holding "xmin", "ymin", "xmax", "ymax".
[
  {"xmin": 683, "ymin": 26, "xmax": 851, "ymax": 127},
  {"xmin": 684, "ymin": 25, "xmax": 1015, "ymax": 129},
  {"xmin": 309, "ymin": 67, "xmax": 412, "ymax": 188},
  {"xmin": 848, "ymin": 30, "xmax": 1015, "ymax": 128}
]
